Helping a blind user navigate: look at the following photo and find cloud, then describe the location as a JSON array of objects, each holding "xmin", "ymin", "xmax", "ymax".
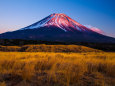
[
  {"xmin": 84, "ymin": 25, "xmax": 104, "ymax": 34},
  {"xmin": 0, "ymin": 29, "xmax": 4, "ymax": 34},
  {"xmin": 0, "ymin": 29, "xmax": 11, "ymax": 34}
]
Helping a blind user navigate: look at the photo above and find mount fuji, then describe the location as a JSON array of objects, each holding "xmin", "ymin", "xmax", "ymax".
[{"xmin": 0, "ymin": 13, "xmax": 115, "ymax": 43}]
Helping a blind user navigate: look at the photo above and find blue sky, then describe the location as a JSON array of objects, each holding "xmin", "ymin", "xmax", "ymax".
[{"xmin": 0, "ymin": 0, "xmax": 115, "ymax": 37}]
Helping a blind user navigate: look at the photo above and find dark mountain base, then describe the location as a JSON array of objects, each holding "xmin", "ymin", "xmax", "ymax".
[{"xmin": 0, "ymin": 26, "xmax": 115, "ymax": 43}]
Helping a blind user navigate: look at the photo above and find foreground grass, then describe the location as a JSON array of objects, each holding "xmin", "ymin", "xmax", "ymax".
[{"xmin": 0, "ymin": 52, "xmax": 115, "ymax": 86}]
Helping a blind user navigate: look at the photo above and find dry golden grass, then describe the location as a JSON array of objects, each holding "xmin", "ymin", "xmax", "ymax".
[
  {"xmin": 0, "ymin": 82, "xmax": 6, "ymax": 86},
  {"xmin": 0, "ymin": 52, "xmax": 115, "ymax": 86}
]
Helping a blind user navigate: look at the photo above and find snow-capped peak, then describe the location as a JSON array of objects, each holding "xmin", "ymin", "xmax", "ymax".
[{"xmin": 20, "ymin": 13, "xmax": 92, "ymax": 32}]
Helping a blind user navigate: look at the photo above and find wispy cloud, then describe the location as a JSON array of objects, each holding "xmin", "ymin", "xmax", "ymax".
[
  {"xmin": 84, "ymin": 25, "xmax": 104, "ymax": 34},
  {"xmin": 0, "ymin": 29, "xmax": 5, "ymax": 34}
]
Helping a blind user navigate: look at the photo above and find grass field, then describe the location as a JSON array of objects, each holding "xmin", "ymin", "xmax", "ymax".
[{"xmin": 0, "ymin": 52, "xmax": 115, "ymax": 86}]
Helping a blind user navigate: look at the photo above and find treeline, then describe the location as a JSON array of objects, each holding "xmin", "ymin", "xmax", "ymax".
[
  {"xmin": 0, "ymin": 39, "xmax": 67, "ymax": 46},
  {"xmin": 0, "ymin": 39, "xmax": 115, "ymax": 51},
  {"xmin": 74, "ymin": 42, "xmax": 115, "ymax": 52},
  {"xmin": 0, "ymin": 45, "xmax": 101, "ymax": 52}
]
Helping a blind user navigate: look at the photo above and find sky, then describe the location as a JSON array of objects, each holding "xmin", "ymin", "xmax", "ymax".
[{"xmin": 0, "ymin": 0, "xmax": 115, "ymax": 37}]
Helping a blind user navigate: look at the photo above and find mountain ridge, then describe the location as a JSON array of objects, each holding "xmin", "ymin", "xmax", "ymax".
[
  {"xmin": 20, "ymin": 13, "xmax": 94, "ymax": 33},
  {"xmin": 0, "ymin": 13, "xmax": 115, "ymax": 43}
]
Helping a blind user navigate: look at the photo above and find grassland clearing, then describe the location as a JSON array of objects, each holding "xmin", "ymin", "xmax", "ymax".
[{"xmin": 0, "ymin": 52, "xmax": 115, "ymax": 86}]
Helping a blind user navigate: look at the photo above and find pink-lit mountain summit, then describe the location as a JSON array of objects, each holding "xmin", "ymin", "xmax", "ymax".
[
  {"xmin": 21, "ymin": 13, "xmax": 96, "ymax": 33},
  {"xmin": 0, "ymin": 13, "xmax": 115, "ymax": 43}
]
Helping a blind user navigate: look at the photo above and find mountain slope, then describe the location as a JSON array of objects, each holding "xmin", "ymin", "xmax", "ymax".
[
  {"xmin": 0, "ymin": 13, "xmax": 115, "ymax": 43},
  {"xmin": 20, "ymin": 13, "xmax": 92, "ymax": 32}
]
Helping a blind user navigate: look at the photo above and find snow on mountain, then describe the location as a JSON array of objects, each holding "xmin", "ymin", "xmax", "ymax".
[
  {"xmin": 1, "ymin": 13, "xmax": 115, "ymax": 43},
  {"xmin": 20, "ymin": 13, "xmax": 92, "ymax": 33}
]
